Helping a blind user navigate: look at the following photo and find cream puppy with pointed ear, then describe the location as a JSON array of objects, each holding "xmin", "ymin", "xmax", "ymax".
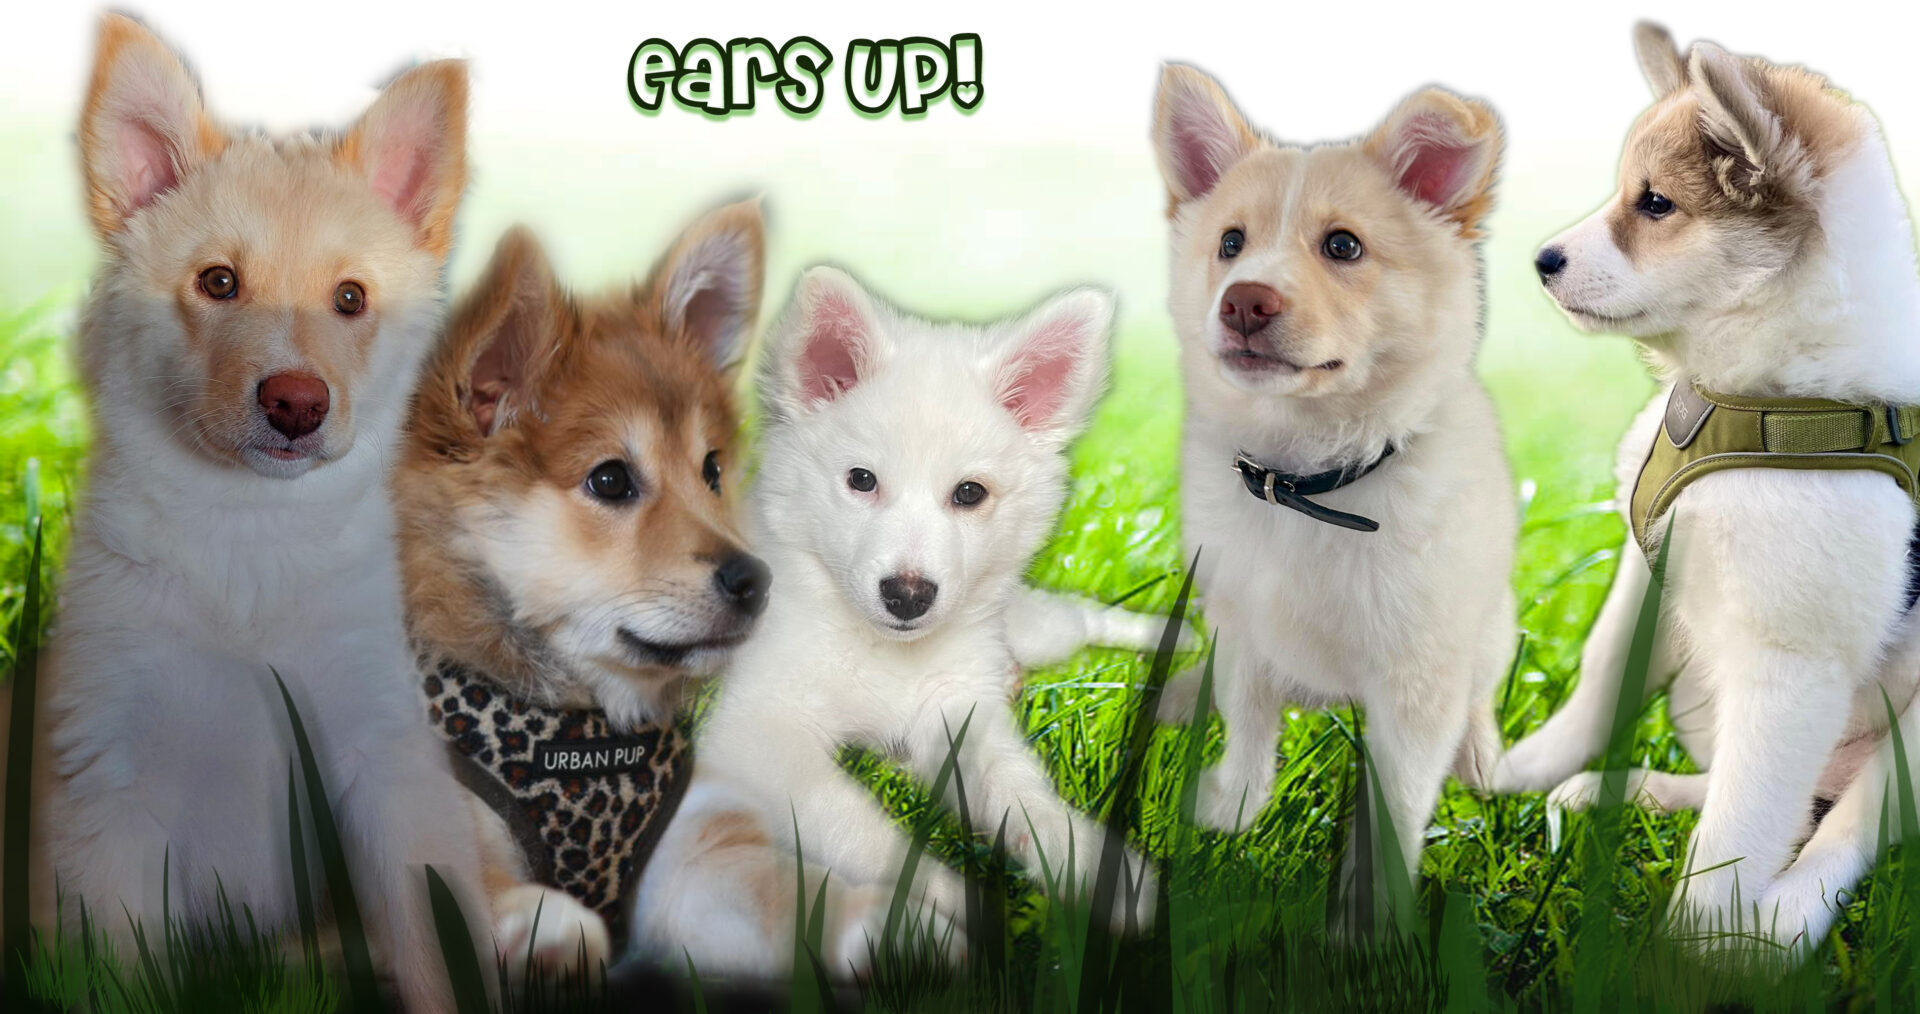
[
  {"xmin": 0, "ymin": 16, "xmax": 486, "ymax": 1010},
  {"xmin": 632, "ymin": 269, "xmax": 1156, "ymax": 977},
  {"xmin": 1151, "ymin": 65, "xmax": 1517, "ymax": 905}
]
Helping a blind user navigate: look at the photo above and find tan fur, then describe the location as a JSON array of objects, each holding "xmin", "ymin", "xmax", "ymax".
[
  {"xmin": 75, "ymin": 15, "xmax": 468, "ymax": 473},
  {"xmin": 396, "ymin": 204, "xmax": 764, "ymax": 964},
  {"xmin": 333, "ymin": 61, "xmax": 469, "ymax": 258},
  {"xmin": 397, "ymin": 203, "xmax": 762, "ymax": 714},
  {"xmin": 80, "ymin": 14, "xmax": 226, "ymax": 239},
  {"xmin": 1361, "ymin": 89, "xmax": 1501, "ymax": 238},
  {"xmin": 1602, "ymin": 39, "xmax": 1866, "ymax": 276},
  {"xmin": 1158, "ymin": 94, "xmax": 1498, "ymax": 398},
  {"xmin": 1153, "ymin": 64, "xmax": 1260, "ymax": 217}
]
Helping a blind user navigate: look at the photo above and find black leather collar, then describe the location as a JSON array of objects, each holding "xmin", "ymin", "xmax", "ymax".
[{"xmin": 1233, "ymin": 445, "xmax": 1395, "ymax": 532}]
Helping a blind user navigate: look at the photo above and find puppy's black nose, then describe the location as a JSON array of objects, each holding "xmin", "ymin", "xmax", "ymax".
[
  {"xmin": 879, "ymin": 574, "xmax": 937, "ymax": 622},
  {"xmin": 1535, "ymin": 246, "xmax": 1568, "ymax": 281},
  {"xmin": 714, "ymin": 553, "xmax": 772, "ymax": 617}
]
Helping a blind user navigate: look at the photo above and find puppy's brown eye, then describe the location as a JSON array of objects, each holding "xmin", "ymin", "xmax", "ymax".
[
  {"xmin": 1219, "ymin": 229, "xmax": 1245, "ymax": 259},
  {"xmin": 952, "ymin": 481, "xmax": 988, "ymax": 508},
  {"xmin": 199, "ymin": 265, "xmax": 238, "ymax": 300},
  {"xmin": 847, "ymin": 468, "xmax": 877, "ymax": 493},
  {"xmin": 333, "ymin": 281, "xmax": 366, "ymax": 315},
  {"xmin": 1322, "ymin": 230, "xmax": 1363, "ymax": 261},
  {"xmin": 1637, "ymin": 189, "xmax": 1676, "ymax": 219},
  {"xmin": 702, "ymin": 450, "xmax": 722, "ymax": 494},
  {"xmin": 585, "ymin": 460, "xmax": 639, "ymax": 501}
]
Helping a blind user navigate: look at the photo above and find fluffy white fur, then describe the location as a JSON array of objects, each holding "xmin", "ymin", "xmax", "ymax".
[
  {"xmin": 630, "ymin": 268, "xmax": 1162, "ymax": 977},
  {"xmin": 0, "ymin": 19, "xmax": 495, "ymax": 1011},
  {"xmin": 1152, "ymin": 67, "xmax": 1518, "ymax": 904},
  {"xmin": 1497, "ymin": 24, "xmax": 1920, "ymax": 951}
]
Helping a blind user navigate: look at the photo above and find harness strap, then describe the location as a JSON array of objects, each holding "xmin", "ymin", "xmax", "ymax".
[{"xmin": 1630, "ymin": 382, "xmax": 1920, "ymax": 554}]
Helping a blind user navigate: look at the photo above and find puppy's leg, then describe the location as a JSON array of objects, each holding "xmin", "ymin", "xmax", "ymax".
[
  {"xmin": 1494, "ymin": 545, "xmax": 1677, "ymax": 792},
  {"xmin": 1672, "ymin": 643, "xmax": 1855, "ymax": 939},
  {"xmin": 1349, "ymin": 675, "xmax": 1471, "ymax": 902},
  {"xmin": 336, "ymin": 733, "xmax": 492, "ymax": 1014},
  {"xmin": 1193, "ymin": 643, "xmax": 1281, "ymax": 832},
  {"xmin": 702, "ymin": 728, "xmax": 970, "ymax": 953},
  {"xmin": 1755, "ymin": 695, "xmax": 1920, "ymax": 954},
  {"xmin": 1006, "ymin": 588, "xmax": 1182, "ymax": 668},
  {"xmin": 1547, "ymin": 769, "xmax": 1708, "ymax": 813},
  {"xmin": 1154, "ymin": 667, "xmax": 1211, "ymax": 725},
  {"xmin": 470, "ymin": 800, "xmax": 610, "ymax": 977},
  {"xmin": 910, "ymin": 695, "xmax": 1154, "ymax": 931},
  {"xmin": 634, "ymin": 775, "xmax": 903, "ymax": 979}
]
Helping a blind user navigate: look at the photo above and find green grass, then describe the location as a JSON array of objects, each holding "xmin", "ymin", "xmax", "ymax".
[{"xmin": 3, "ymin": 299, "xmax": 1919, "ymax": 1011}]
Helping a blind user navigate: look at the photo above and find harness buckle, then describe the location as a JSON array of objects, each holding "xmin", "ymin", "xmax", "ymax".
[{"xmin": 1888, "ymin": 405, "xmax": 1911, "ymax": 447}]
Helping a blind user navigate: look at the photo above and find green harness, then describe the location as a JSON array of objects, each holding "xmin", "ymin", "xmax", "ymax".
[{"xmin": 1630, "ymin": 382, "xmax": 1920, "ymax": 553}]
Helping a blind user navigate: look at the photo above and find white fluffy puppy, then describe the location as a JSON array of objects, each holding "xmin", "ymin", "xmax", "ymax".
[{"xmin": 632, "ymin": 268, "xmax": 1158, "ymax": 976}]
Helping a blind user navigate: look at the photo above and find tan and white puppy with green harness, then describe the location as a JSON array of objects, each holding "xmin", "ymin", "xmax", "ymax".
[{"xmin": 1496, "ymin": 22, "xmax": 1920, "ymax": 954}]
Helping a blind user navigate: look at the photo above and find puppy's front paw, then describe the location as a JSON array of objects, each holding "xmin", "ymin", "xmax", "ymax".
[
  {"xmin": 1194, "ymin": 769, "xmax": 1268, "ymax": 832},
  {"xmin": 493, "ymin": 885, "xmax": 610, "ymax": 977},
  {"xmin": 1547, "ymin": 771, "xmax": 1616, "ymax": 813},
  {"xmin": 828, "ymin": 879, "xmax": 969, "ymax": 977}
]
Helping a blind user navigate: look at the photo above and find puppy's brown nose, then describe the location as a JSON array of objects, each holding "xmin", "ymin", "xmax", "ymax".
[
  {"xmin": 1219, "ymin": 282, "xmax": 1284, "ymax": 338},
  {"xmin": 258, "ymin": 372, "xmax": 330, "ymax": 439}
]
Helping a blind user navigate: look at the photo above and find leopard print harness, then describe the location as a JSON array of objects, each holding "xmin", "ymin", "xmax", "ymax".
[{"xmin": 423, "ymin": 662, "xmax": 691, "ymax": 939}]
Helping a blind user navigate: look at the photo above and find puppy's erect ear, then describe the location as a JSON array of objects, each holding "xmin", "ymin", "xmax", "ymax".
[
  {"xmin": 335, "ymin": 60, "xmax": 469, "ymax": 257},
  {"xmin": 991, "ymin": 288, "xmax": 1113, "ymax": 447},
  {"xmin": 653, "ymin": 199, "xmax": 765, "ymax": 369},
  {"xmin": 1364, "ymin": 88, "xmax": 1502, "ymax": 237},
  {"xmin": 451, "ymin": 227, "xmax": 565, "ymax": 436},
  {"xmin": 1634, "ymin": 22, "xmax": 1687, "ymax": 97},
  {"xmin": 1153, "ymin": 64, "xmax": 1261, "ymax": 208},
  {"xmin": 761, "ymin": 267, "xmax": 888, "ymax": 419},
  {"xmin": 79, "ymin": 14, "xmax": 226, "ymax": 240},
  {"xmin": 1689, "ymin": 42, "xmax": 1804, "ymax": 202}
]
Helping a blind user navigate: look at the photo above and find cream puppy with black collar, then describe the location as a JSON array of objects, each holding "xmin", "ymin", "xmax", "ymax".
[{"xmin": 1150, "ymin": 65, "xmax": 1517, "ymax": 899}]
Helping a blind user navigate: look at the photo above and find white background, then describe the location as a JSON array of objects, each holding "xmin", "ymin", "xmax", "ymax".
[{"xmin": 3, "ymin": 1, "xmax": 1918, "ymax": 341}]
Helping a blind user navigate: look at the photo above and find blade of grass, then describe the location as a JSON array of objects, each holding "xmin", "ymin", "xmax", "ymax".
[
  {"xmin": 425, "ymin": 864, "xmax": 490, "ymax": 1014},
  {"xmin": 286, "ymin": 761, "xmax": 318, "ymax": 965},
  {"xmin": 882, "ymin": 708, "xmax": 973, "ymax": 948},
  {"xmin": 1573, "ymin": 513, "xmax": 1671, "ymax": 1014},
  {"xmin": 1076, "ymin": 552, "xmax": 1197, "ymax": 1013},
  {"xmin": 2, "ymin": 515, "xmax": 41, "ymax": 1005},
  {"xmin": 274, "ymin": 667, "xmax": 382, "ymax": 1013}
]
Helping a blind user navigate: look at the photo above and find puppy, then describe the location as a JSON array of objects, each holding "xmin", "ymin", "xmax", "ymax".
[
  {"xmin": 0, "ymin": 15, "xmax": 484, "ymax": 1010},
  {"xmin": 1150, "ymin": 65, "xmax": 1516, "ymax": 901},
  {"xmin": 395, "ymin": 202, "xmax": 769, "ymax": 968},
  {"xmin": 1497, "ymin": 23, "xmax": 1920, "ymax": 952},
  {"xmin": 631, "ymin": 269, "xmax": 1160, "ymax": 977}
]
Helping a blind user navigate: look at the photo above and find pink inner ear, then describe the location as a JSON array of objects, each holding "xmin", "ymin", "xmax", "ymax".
[
  {"xmin": 1394, "ymin": 115, "xmax": 1478, "ymax": 208},
  {"xmin": 798, "ymin": 293, "xmax": 866, "ymax": 403},
  {"xmin": 367, "ymin": 105, "xmax": 436, "ymax": 226},
  {"xmin": 1001, "ymin": 320, "xmax": 1081, "ymax": 430},
  {"xmin": 1168, "ymin": 91, "xmax": 1236, "ymax": 198},
  {"xmin": 116, "ymin": 117, "xmax": 181, "ymax": 213}
]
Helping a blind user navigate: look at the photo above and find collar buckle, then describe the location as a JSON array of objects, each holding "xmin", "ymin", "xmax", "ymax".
[{"xmin": 1888, "ymin": 405, "xmax": 1911, "ymax": 446}]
